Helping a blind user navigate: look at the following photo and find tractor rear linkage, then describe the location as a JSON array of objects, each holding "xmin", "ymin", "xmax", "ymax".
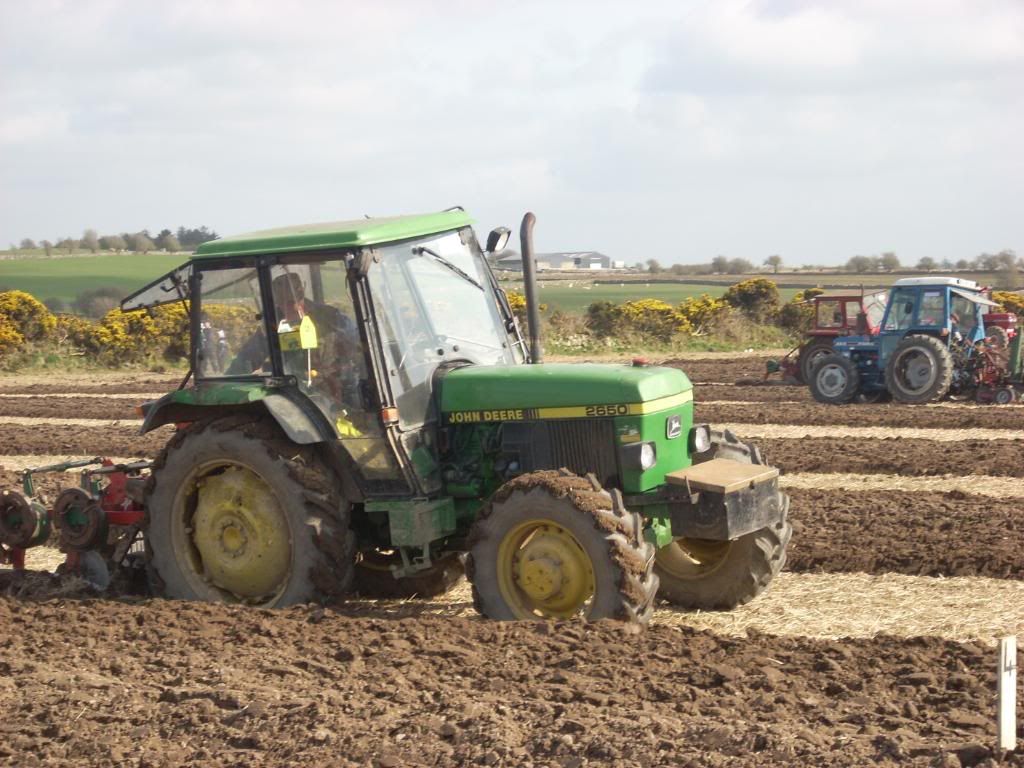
[{"xmin": 0, "ymin": 457, "xmax": 150, "ymax": 581}]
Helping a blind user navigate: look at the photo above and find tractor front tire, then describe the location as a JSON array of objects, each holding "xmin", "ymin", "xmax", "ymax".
[
  {"xmin": 145, "ymin": 415, "xmax": 355, "ymax": 607},
  {"xmin": 884, "ymin": 334, "xmax": 953, "ymax": 404},
  {"xmin": 354, "ymin": 550, "xmax": 464, "ymax": 599},
  {"xmin": 797, "ymin": 337, "xmax": 834, "ymax": 384},
  {"xmin": 466, "ymin": 470, "xmax": 658, "ymax": 625},
  {"xmin": 656, "ymin": 431, "xmax": 791, "ymax": 610},
  {"xmin": 808, "ymin": 354, "xmax": 860, "ymax": 404}
]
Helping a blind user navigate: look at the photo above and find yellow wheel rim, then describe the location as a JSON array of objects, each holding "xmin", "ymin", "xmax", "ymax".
[
  {"xmin": 496, "ymin": 519, "xmax": 596, "ymax": 619},
  {"xmin": 187, "ymin": 466, "xmax": 291, "ymax": 600},
  {"xmin": 656, "ymin": 538, "xmax": 731, "ymax": 580}
]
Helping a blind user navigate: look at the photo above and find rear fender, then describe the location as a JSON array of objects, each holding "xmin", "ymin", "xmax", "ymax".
[{"xmin": 139, "ymin": 391, "xmax": 336, "ymax": 445}]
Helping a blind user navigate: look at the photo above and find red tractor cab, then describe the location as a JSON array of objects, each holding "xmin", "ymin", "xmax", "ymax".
[{"xmin": 776, "ymin": 290, "xmax": 889, "ymax": 383}]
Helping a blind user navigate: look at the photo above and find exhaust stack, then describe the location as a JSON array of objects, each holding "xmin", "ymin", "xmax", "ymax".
[{"xmin": 520, "ymin": 212, "xmax": 543, "ymax": 363}]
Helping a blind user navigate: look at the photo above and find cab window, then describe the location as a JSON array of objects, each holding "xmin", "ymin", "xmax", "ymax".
[
  {"xmin": 917, "ymin": 290, "xmax": 945, "ymax": 326},
  {"xmin": 884, "ymin": 288, "xmax": 917, "ymax": 331},
  {"xmin": 196, "ymin": 267, "xmax": 268, "ymax": 378},
  {"xmin": 816, "ymin": 300, "xmax": 843, "ymax": 328}
]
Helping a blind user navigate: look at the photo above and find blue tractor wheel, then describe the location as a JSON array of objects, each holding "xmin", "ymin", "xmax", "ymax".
[
  {"xmin": 808, "ymin": 354, "xmax": 860, "ymax": 405},
  {"xmin": 884, "ymin": 335, "xmax": 953, "ymax": 404}
]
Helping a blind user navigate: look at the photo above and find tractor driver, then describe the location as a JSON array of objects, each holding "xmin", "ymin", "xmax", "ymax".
[{"xmin": 226, "ymin": 273, "xmax": 362, "ymax": 410}]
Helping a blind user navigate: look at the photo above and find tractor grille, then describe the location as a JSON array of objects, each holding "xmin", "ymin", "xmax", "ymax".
[{"xmin": 547, "ymin": 419, "xmax": 619, "ymax": 488}]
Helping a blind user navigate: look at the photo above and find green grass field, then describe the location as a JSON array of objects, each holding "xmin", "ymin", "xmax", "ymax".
[
  {"xmin": 0, "ymin": 253, "xmax": 184, "ymax": 302},
  {"xmin": 0, "ymin": 251, "xmax": 1003, "ymax": 314}
]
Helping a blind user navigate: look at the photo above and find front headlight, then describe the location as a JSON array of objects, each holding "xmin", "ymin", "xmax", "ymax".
[
  {"xmin": 690, "ymin": 424, "xmax": 711, "ymax": 454},
  {"xmin": 624, "ymin": 441, "xmax": 658, "ymax": 471},
  {"xmin": 640, "ymin": 442, "xmax": 657, "ymax": 470}
]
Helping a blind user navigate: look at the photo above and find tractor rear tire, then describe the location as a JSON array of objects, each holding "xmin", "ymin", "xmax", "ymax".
[
  {"xmin": 808, "ymin": 354, "xmax": 860, "ymax": 404},
  {"xmin": 144, "ymin": 414, "xmax": 355, "ymax": 607},
  {"xmin": 988, "ymin": 326, "xmax": 1010, "ymax": 349},
  {"xmin": 797, "ymin": 337, "xmax": 834, "ymax": 384},
  {"xmin": 354, "ymin": 550, "xmax": 464, "ymax": 599},
  {"xmin": 655, "ymin": 432, "xmax": 791, "ymax": 610},
  {"xmin": 466, "ymin": 470, "xmax": 658, "ymax": 625},
  {"xmin": 884, "ymin": 335, "xmax": 953, "ymax": 404}
]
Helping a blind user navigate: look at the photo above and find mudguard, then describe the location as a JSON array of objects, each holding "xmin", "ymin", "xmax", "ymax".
[{"xmin": 139, "ymin": 390, "xmax": 336, "ymax": 445}]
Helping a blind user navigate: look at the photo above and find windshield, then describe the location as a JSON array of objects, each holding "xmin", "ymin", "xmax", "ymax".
[{"xmin": 368, "ymin": 228, "xmax": 520, "ymax": 428}]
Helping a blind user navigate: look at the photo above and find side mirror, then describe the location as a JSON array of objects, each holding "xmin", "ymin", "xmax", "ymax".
[{"xmin": 486, "ymin": 227, "xmax": 511, "ymax": 254}]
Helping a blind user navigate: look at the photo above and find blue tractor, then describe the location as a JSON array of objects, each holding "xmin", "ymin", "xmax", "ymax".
[{"xmin": 807, "ymin": 277, "xmax": 1009, "ymax": 405}]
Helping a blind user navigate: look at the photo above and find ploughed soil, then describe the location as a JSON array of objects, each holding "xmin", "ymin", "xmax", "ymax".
[
  {"xmin": 760, "ymin": 437, "xmax": 1024, "ymax": 478},
  {"xmin": 786, "ymin": 488, "xmax": 1024, "ymax": 580},
  {"xmin": 0, "ymin": 596, "xmax": 1021, "ymax": 768},
  {"xmin": 0, "ymin": 423, "xmax": 170, "ymax": 460},
  {"xmin": 698, "ymin": 402, "xmax": 1024, "ymax": 431},
  {"xmin": 662, "ymin": 356, "xmax": 776, "ymax": 384},
  {"xmin": 0, "ymin": 396, "xmax": 141, "ymax": 420},
  {"xmin": 0, "ymin": 375, "xmax": 179, "ymax": 395}
]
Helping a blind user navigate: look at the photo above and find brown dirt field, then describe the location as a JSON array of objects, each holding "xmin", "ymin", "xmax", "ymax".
[
  {"xmin": 698, "ymin": 401, "xmax": 1024, "ymax": 430},
  {"xmin": 786, "ymin": 488, "xmax": 1024, "ymax": 579},
  {"xmin": 0, "ymin": 373, "xmax": 180, "ymax": 393},
  {"xmin": 0, "ymin": 396, "xmax": 141, "ymax": 420},
  {"xmin": 661, "ymin": 356, "xmax": 776, "ymax": 384},
  {"xmin": 696, "ymin": 383, "xmax": 807, "ymax": 402},
  {"xmin": 0, "ymin": 597, "xmax": 1021, "ymax": 768},
  {"xmin": 761, "ymin": 437, "xmax": 1024, "ymax": 478},
  {"xmin": 0, "ymin": 423, "xmax": 170, "ymax": 460}
]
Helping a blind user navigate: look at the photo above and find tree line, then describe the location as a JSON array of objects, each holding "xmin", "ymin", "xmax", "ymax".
[
  {"xmin": 640, "ymin": 248, "xmax": 1022, "ymax": 279},
  {"xmin": 13, "ymin": 226, "xmax": 219, "ymax": 255}
]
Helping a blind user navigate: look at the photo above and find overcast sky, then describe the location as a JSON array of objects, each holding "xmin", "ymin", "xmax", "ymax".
[{"xmin": 1, "ymin": 0, "xmax": 1021, "ymax": 266}]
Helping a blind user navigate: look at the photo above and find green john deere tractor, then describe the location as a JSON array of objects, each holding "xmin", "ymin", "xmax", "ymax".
[{"xmin": 125, "ymin": 209, "xmax": 791, "ymax": 624}]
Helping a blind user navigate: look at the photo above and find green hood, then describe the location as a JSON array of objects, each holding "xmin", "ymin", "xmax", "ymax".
[{"xmin": 439, "ymin": 363, "xmax": 691, "ymax": 412}]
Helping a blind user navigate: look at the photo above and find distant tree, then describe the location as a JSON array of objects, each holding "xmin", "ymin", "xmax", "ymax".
[
  {"xmin": 176, "ymin": 226, "xmax": 219, "ymax": 249},
  {"xmin": 846, "ymin": 255, "xmax": 872, "ymax": 273},
  {"xmin": 646, "ymin": 258, "xmax": 662, "ymax": 274},
  {"xmin": 41, "ymin": 240, "xmax": 53, "ymax": 257},
  {"xmin": 955, "ymin": 259, "xmax": 971, "ymax": 270},
  {"xmin": 43, "ymin": 297, "xmax": 68, "ymax": 313},
  {"xmin": 131, "ymin": 232, "xmax": 155, "ymax": 253},
  {"xmin": 81, "ymin": 229, "xmax": 99, "ymax": 254},
  {"xmin": 56, "ymin": 237, "xmax": 78, "ymax": 254},
  {"xmin": 867, "ymin": 256, "xmax": 881, "ymax": 272},
  {"xmin": 879, "ymin": 252, "xmax": 900, "ymax": 271},
  {"xmin": 711, "ymin": 255, "xmax": 729, "ymax": 274},
  {"xmin": 764, "ymin": 254, "xmax": 783, "ymax": 273},
  {"xmin": 99, "ymin": 234, "xmax": 127, "ymax": 251},
  {"xmin": 668, "ymin": 263, "xmax": 687, "ymax": 276},
  {"xmin": 631, "ymin": 262, "xmax": 643, "ymax": 271},
  {"xmin": 72, "ymin": 287, "xmax": 123, "ymax": 317},
  {"xmin": 940, "ymin": 258, "xmax": 954, "ymax": 270},
  {"xmin": 916, "ymin": 256, "xmax": 937, "ymax": 271},
  {"xmin": 19, "ymin": 238, "xmax": 37, "ymax": 250},
  {"xmin": 160, "ymin": 233, "xmax": 181, "ymax": 252},
  {"xmin": 726, "ymin": 258, "xmax": 753, "ymax": 275}
]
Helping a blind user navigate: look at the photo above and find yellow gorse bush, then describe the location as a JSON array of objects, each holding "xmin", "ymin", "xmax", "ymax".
[
  {"xmin": 0, "ymin": 316, "xmax": 24, "ymax": 356},
  {"xmin": 0, "ymin": 290, "xmax": 56, "ymax": 342},
  {"xmin": 992, "ymin": 290, "xmax": 1024, "ymax": 316}
]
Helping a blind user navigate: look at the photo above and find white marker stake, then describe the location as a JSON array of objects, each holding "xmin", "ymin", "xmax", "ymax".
[{"xmin": 998, "ymin": 635, "xmax": 1017, "ymax": 752}]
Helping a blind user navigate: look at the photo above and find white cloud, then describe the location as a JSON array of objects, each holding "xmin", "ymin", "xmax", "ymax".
[{"xmin": 0, "ymin": 0, "xmax": 1020, "ymax": 264}]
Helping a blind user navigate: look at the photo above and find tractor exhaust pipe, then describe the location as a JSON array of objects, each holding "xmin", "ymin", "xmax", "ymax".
[{"xmin": 520, "ymin": 212, "xmax": 543, "ymax": 363}]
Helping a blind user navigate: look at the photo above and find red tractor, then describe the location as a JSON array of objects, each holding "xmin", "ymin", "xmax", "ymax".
[{"xmin": 771, "ymin": 290, "xmax": 889, "ymax": 383}]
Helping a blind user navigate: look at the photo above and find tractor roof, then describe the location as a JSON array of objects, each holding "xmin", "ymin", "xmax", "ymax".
[
  {"xmin": 193, "ymin": 209, "xmax": 474, "ymax": 259},
  {"xmin": 892, "ymin": 277, "xmax": 981, "ymax": 290}
]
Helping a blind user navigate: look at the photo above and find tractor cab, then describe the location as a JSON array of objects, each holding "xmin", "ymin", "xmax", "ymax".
[
  {"xmin": 808, "ymin": 277, "xmax": 1007, "ymax": 405},
  {"xmin": 124, "ymin": 211, "xmax": 525, "ymax": 497}
]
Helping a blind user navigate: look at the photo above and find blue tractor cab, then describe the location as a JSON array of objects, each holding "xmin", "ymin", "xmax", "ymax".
[{"xmin": 808, "ymin": 277, "xmax": 1003, "ymax": 404}]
